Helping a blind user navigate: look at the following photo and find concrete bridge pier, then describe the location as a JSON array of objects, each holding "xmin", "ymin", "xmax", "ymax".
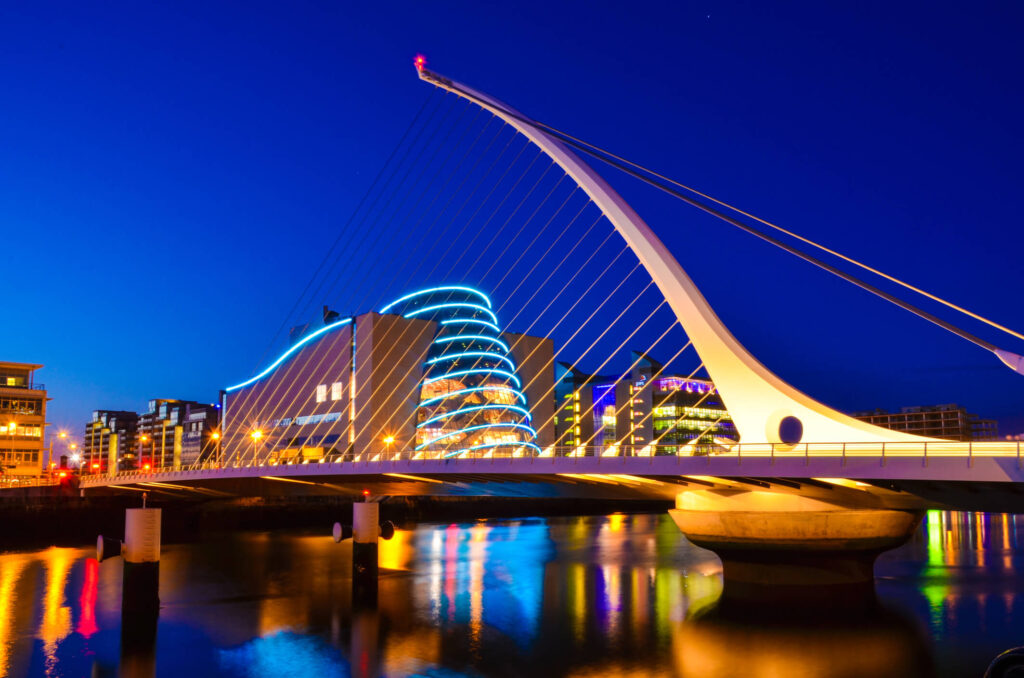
[
  {"xmin": 333, "ymin": 500, "xmax": 395, "ymax": 606},
  {"xmin": 669, "ymin": 490, "xmax": 923, "ymax": 595},
  {"xmin": 352, "ymin": 501, "xmax": 379, "ymax": 605},
  {"xmin": 98, "ymin": 505, "xmax": 162, "ymax": 612},
  {"xmin": 97, "ymin": 503, "xmax": 161, "ymax": 678}
]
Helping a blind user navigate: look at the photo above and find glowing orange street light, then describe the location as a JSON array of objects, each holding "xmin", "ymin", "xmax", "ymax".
[
  {"xmin": 250, "ymin": 430, "xmax": 263, "ymax": 440},
  {"xmin": 414, "ymin": 54, "xmax": 426, "ymax": 71},
  {"xmin": 211, "ymin": 432, "xmax": 220, "ymax": 440},
  {"xmin": 143, "ymin": 463, "xmax": 151, "ymax": 471}
]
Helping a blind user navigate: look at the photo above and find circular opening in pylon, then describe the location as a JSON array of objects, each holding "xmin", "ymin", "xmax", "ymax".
[{"xmin": 778, "ymin": 416, "xmax": 803, "ymax": 445}]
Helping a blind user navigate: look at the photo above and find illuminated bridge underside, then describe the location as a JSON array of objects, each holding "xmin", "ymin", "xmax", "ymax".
[
  {"xmin": 79, "ymin": 443, "xmax": 1024, "ymax": 511},
  {"xmin": 418, "ymin": 68, "xmax": 936, "ymax": 446}
]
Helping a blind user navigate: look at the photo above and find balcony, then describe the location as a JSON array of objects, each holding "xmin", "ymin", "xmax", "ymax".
[{"xmin": 0, "ymin": 382, "xmax": 45, "ymax": 391}]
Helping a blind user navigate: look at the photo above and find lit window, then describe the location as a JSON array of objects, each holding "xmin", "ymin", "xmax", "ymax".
[
  {"xmin": 331, "ymin": 382, "xmax": 343, "ymax": 401},
  {"xmin": 316, "ymin": 385, "xmax": 327, "ymax": 403}
]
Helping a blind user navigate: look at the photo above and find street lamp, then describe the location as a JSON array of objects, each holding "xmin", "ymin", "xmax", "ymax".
[
  {"xmin": 250, "ymin": 429, "xmax": 263, "ymax": 465},
  {"xmin": 211, "ymin": 431, "xmax": 221, "ymax": 466},
  {"xmin": 382, "ymin": 435, "xmax": 396, "ymax": 460},
  {"xmin": 47, "ymin": 430, "xmax": 67, "ymax": 478}
]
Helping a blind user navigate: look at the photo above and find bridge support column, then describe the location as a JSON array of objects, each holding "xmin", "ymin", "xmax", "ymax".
[
  {"xmin": 98, "ymin": 504, "xmax": 161, "ymax": 677},
  {"xmin": 669, "ymin": 491, "xmax": 922, "ymax": 595},
  {"xmin": 352, "ymin": 501, "xmax": 378, "ymax": 605},
  {"xmin": 122, "ymin": 507, "xmax": 162, "ymax": 613}
]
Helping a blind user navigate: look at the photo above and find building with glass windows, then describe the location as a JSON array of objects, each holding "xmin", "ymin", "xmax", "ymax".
[
  {"xmin": 84, "ymin": 410, "xmax": 138, "ymax": 474},
  {"xmin": 852, "ymin": 404, "xmax": 998, "ymax": 441},
  {"xmin": 0, "ymin": 361, "xmax": 47, "ymax": 480},
  {"xmin": 220, "ymin": 286, "xmax": 554, "ymax": 463},
  {"xmin": 83, "ymin": 399, "xmax": 220, "ymax": 473},
  {"xmin": 553, "ymin": 352, "xmax": 737, "ymax": 455}
]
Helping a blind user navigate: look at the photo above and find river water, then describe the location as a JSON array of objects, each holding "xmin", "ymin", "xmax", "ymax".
[{"xmin": 0, "ymin": 510, "xmax": 1020, "ymax": 677}]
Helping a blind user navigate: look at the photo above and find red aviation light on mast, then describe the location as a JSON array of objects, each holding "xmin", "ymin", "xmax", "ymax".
[{"xmin": 414, "ymin": 54, "xmax": 426, "ymax": 71}]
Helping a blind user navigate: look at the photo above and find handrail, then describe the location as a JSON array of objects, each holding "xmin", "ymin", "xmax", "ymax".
[{"xmin": 75, "ymin": 440, "xmax": 1024, "ymax": 483}]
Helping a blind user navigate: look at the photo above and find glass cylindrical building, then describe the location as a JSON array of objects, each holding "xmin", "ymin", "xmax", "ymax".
[{"xmin": 380, "ymin": 286, "xmax": 539, "ymax": 458}]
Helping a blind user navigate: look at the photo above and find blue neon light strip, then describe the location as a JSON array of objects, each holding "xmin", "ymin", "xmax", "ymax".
[
  {"xmin": 419, "ymin": 386, "xmax": 527, "ymax": 407},
  {"xmin": 440, "ymin": 318, "xmax": 501, "ymax": 332},
  {"xmin": 423, "ymin": 368, "xmax": 521, "ymax": 388},
  {"xmin": 443, "ymin": 441, "xmax": 542, "ymax": 459},
  {"xmin": 434, "ymin": 334, "xmax": 510, "ymax": 352},
  {"xmin": 406, "ymin": 303, "xmax": 498, "ymax": 324},
  {"xmin": 425, "ymin": 351, "xmax": 516, "ymax": 370},
  {"xmin": 415, "ymin": 422, "xmax": 537, "ymax": 450},
  {"xmin": 225, "ymin": 319, "xmax": 352, "ymax": 392},
  {"xmin": 416, "ymin": 404, "xmax": 532, "ymax": 428},
  {"xmin": 379, "ymin": 286, "xmax": 492, "ymax": 314}
]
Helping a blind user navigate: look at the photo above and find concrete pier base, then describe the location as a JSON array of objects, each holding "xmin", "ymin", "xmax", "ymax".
[
  {"xmin": 669, "ymin": 490, "xmax": 922, "ymax": 590},
  {"xmin": 352, "ymin": 501, "xmax": 379, "ymax": 605},
  {"xmin": 122, "ymin": 508, "xmax": 162, "ymax": 613}
]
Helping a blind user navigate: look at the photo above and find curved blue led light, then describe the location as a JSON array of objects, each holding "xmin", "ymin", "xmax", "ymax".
[
  {"xmin": 416, "ymin": 404, "xmax": 532, "ymax": 428},
  {"xmin": 419, "ymin": 386, "xmax": 527, "ymax": 407},
  {"xmin": 425, "ymin": 351, "xmax": 516, "ymax": 370},
  {"xmin": 443, "ymin": 441, "xmax": 542, "ymax": 459},
  {"xmin": 434, "ymin": 334, "xmax": 510, "ymax": 352},
  {"xmin": 382, "ymin": 285, "xmax": 536, "ymax": 456},
  {"xmin": 379, "ymin": 285, "xmax": 492, "ymax": 314},
  {"xmin": 225, "ymin": 319, "xmax": 352, "ymax": 392},
  {"xmin": 406, "ymin": 303, "xmax": 499, "ymax": 324},
  {"xmin": 415, "ymin": 422, "xmax": 537, "ymax": 450},
  {"xmin": 439, "ymin": 318, "xmax": 501, "ymax": 332},
  {"xmin": 423, "ymin": 368, "xmax": 521, "ymax": 388}
]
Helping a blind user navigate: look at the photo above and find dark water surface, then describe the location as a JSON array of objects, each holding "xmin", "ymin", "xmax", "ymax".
[{"xmin": 1, "ymin": 511, "xmax": 1021, "ymax": 677}]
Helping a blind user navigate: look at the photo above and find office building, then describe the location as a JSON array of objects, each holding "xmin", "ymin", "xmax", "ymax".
[
  {"xmin": 84, "ymin": 410, "xmax": 139, "ymax": 473},
  {"xmin": 0, "ymin": 361, "xmax": 47, "ymax": 480},
  {"xmin": 137, "ymin": 399, "xmax": 220, "ymax": 470},
  {"xmin": 853, "ymin": 404, "xmax": 998, "ymax": 441},
  {"xmin": 221, "ymin": 286, "xmax": 554, "ymax": 462},
  {"xmin": 83, "ymin": 400, "xmax": 220, "ymax": 473},
  {"xmin": 553, "ymin": 352, "xmax": 737, "ymax": 454}
]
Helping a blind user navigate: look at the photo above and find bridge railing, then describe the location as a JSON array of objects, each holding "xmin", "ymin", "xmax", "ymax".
[{"xmin": 79, "ymin": 440, "xmax": 1023, "ymax": 481}]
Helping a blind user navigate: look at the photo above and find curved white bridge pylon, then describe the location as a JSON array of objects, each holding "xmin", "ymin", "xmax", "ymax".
[{"xmin": 418, "ymin": 67, "xmax": 934, "ymax": 445}]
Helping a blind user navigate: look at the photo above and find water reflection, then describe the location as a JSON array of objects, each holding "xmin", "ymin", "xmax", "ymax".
[
  {"xmin": 38, "ymin": 548, "xmax": 74, "ymax": 675},
  {"xmin": 0, "ymin": 555, "xmax": 29, "ymax": 676},
  {"xmin": 675, "ymin": 596, "xmax": 933, "ymax": 678},
  {"xmin": 0, "ymin": 511, "xmax": 1022, "ymax": 676}
]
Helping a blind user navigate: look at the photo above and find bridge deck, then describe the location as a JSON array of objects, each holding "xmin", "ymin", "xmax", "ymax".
[{"xmin": 74, "ymin": 443, "xmax": 1024, "ymax": 510}]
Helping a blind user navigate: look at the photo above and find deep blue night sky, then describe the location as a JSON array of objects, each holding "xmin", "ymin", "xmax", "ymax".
[{"xmin": 4, "ymin": 1, "xmax": 1023, "ymax": 440}]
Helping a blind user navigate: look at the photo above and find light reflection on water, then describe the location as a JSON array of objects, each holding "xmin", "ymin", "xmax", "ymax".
[{"xmin": 0, "ymin": 511, "xmax": 1020, "ymax": 676}]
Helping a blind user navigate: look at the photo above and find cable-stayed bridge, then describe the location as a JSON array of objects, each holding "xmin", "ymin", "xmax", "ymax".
[{"xmin": 76, "ymin": 62, "xmax": 1024, "ymax": 584}]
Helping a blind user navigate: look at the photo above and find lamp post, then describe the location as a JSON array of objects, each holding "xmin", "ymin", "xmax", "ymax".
[
  {"xmin": 211, "ymin": 431, "xmax": 221, "ymax": 467},
  {"xmin": 47, "ymin": 430, "xmax": 67, "ymax": 479},
  {"xmin": 250, "ymin": 429, "xmax": 263, "ymax": 466},
  {"xmin": 382, "ymin": 435, "xmax": 396, "ymax": 460}
]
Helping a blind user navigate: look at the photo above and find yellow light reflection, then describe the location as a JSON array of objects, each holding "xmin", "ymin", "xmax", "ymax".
[
  {"xmin": 0, "ymin": 556, "xmax": 29, "ymax": 676},
  {"xmin": 379, "ymin": 529, "xmax": 412, "ymax": 572},
  {"xmin": 572, "ymin": 563, "xmax": 586, "ymax": 643},
  {"xmin": 39, "ymin": 548, "xmax": 74, "ymax": 675},
  {"xmin": 469, "ymin": 522, "xmax": 488, "ymax": 644}
]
